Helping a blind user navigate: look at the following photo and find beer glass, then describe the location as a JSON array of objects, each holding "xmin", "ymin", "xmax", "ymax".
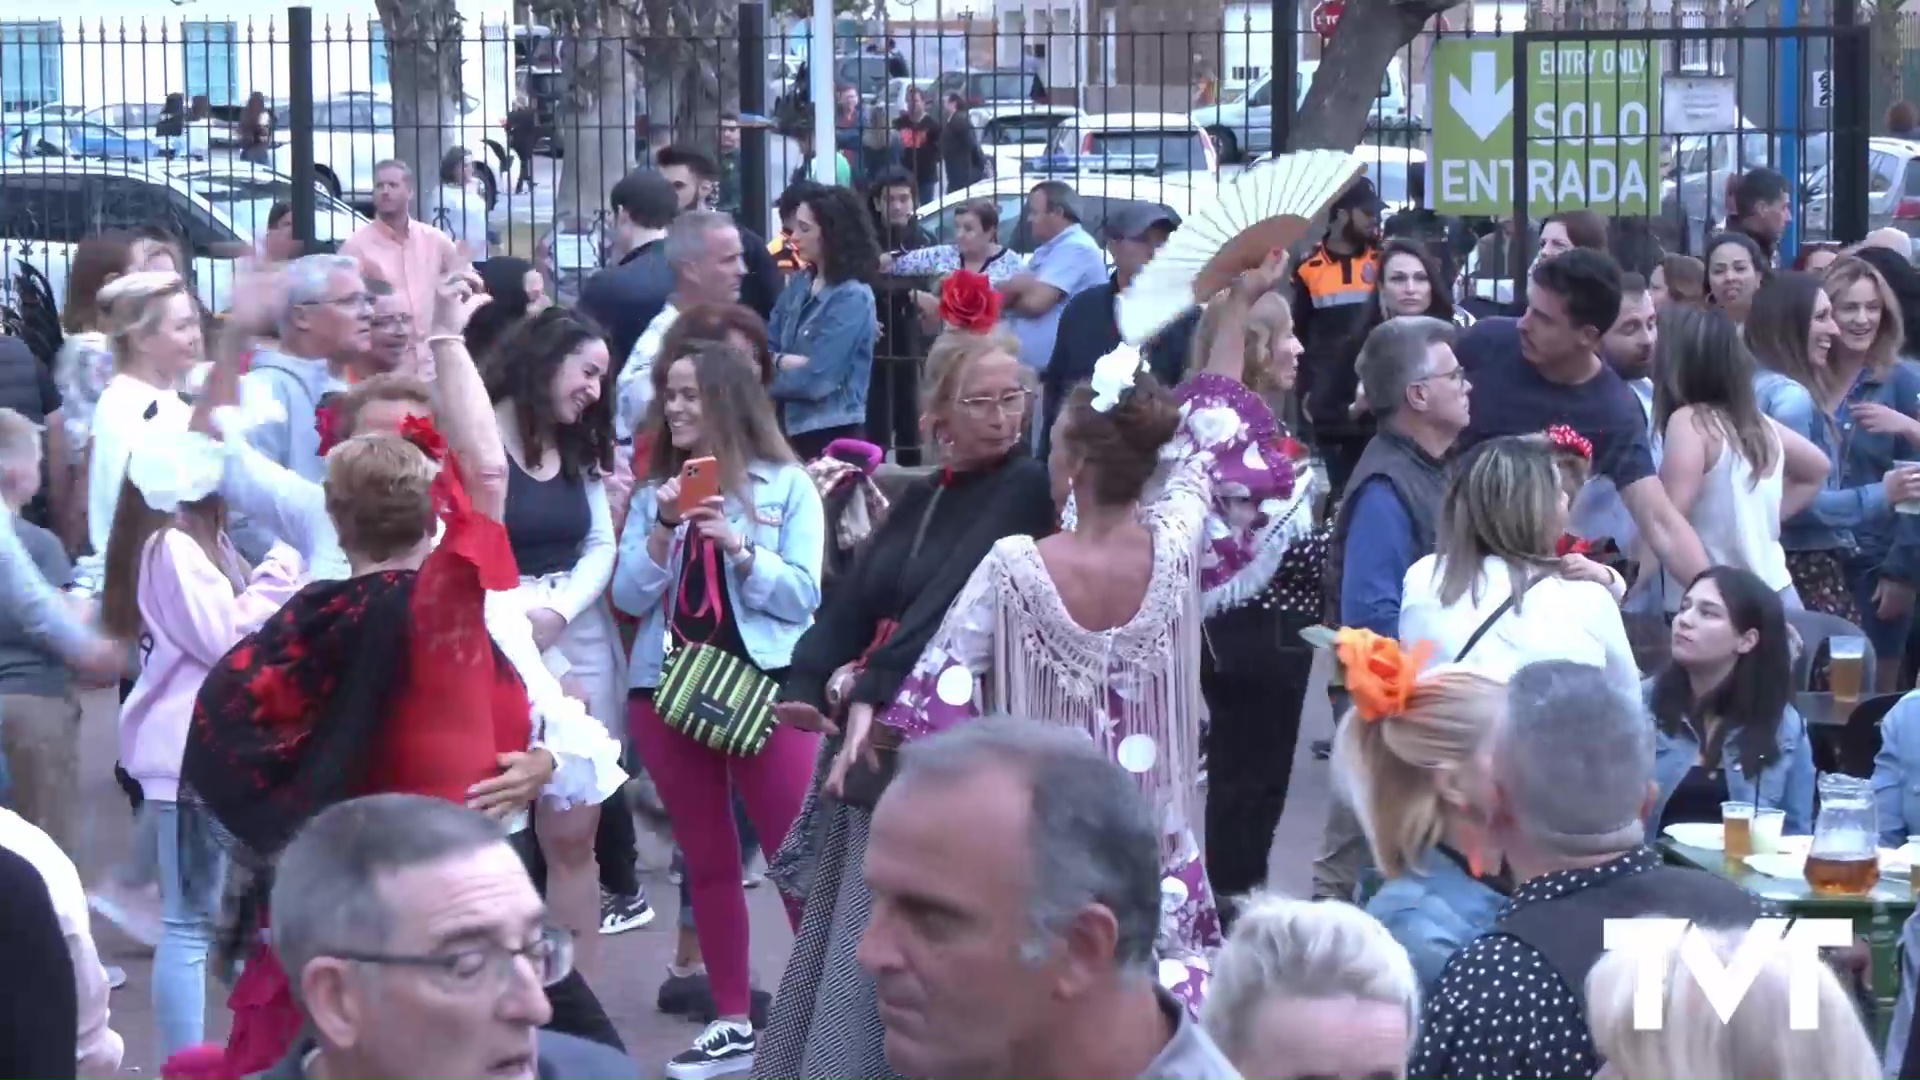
[
  {"xmin": 1722, "ymin": 801, "xmax": 1755, "ymax": 870},
  {"xmin": 1806, "ymin": 774, "xmax": 1879, "ymax": 895},
  {"xmin": 1830, "ymin": 635, "xmax": 1868, "ymax": 716}
]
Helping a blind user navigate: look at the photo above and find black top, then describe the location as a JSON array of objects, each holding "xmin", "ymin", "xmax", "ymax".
[
  {"xmin": 894, "ymin": 114, "xmax": 942, "ymax": 186},
  {"xmin": 1455, "ymin": 317, "xmax": 1657, "ymax": 490},
  {"xmin": 1040, "ymin": 277, "xmax": 1198, "ymax": 457},
  {"xmin": 1413, "ymin": 847, "xmax": 1759, "ymax": 1080},
  {"xmin": 1661, "ymin": 764, "xmax": 1730, "ymax": 828},
  {"xmin": 0, "ymin": 844, "xmax": 78, "ymax": 1079},
  {"xmin": 503, "ymin": 457, "xmax": 590, "ymax": 579},
  {"xmin": 579, "ymin": 239, "xmax": 672, "ymax": 370},
  {"xmin": 670, "ymin": 534, "xmax": 749, "ymax": 662},
  {"xmin": 780, "ymin": 454, "xmax": 1056, "ymax": 711}
]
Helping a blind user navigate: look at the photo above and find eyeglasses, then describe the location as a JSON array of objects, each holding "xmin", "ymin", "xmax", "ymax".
[
  {"xmin": 957, "ymin": 389, "xmax": 1033, "ymax": 418},
  {"xmin": 1419, "ymin": 365, "xmax": 1467, "ymax": 385},
  {"xmin": 327, "ymin": 924, "xmax": 575, "ymax": 992},
  {"xmin": 303, "ymin": 292, "xmax": 373, "ymax": 312},
  {"xmin": 372, "ymin": 314, "xmax": 414, "ymax": 332}
]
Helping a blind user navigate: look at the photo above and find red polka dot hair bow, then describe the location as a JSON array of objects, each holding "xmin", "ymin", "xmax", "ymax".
[{"xmin": 1545, "ymin": 423, "xmax": 1592, "ymax": 461}]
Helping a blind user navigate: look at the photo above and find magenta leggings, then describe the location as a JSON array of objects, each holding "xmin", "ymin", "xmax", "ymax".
[{"xmin": 628, "ymin": 693, "xmax": 818, "ymax": 1016}]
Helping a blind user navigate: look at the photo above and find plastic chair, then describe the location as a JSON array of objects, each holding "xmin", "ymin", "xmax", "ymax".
[
  {"xmin": 1786, "ymin": 609, "xmax": 1876, "ymax": 692},
  {"xmin": 1811, "ymin": 691, "xmax": 1903, "ymax": 779}
]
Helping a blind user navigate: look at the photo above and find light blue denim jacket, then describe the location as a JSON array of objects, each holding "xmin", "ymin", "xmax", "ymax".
[
  {"xmin": 1363, "ymin": 846, "xmax": 1508, "ymax": 992},
  {"xmin": 1870, "ymin": 689, "xmax": 1920, "ymax": 847},
  {"xmin": 767, "ymin": 273, "xmax": 877, "ymax": 436},
  {"xmin": 611, "ymin": 460, "xmax": 825, "ymax": 687},
  {"xmin": 1647, "ymin": 680, "xmax": 1816, "ymax": 834},
  {"xmin": 1753, "ymin": 368, "xmax": 1899, "ymax": 558}
]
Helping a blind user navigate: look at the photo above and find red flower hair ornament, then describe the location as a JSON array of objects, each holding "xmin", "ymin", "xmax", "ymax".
[
  {"xmin": 1545, "ymin": 424, "xmax": 1592, "ymax": 461},
  {"xmin": 939, "ymin": 269, "xmax": 1002, "ymax": 333},
  {"xmin": 314, "ymin": 402, "xmax": 343, "ymax": 457},
  {"xmin": 399, "ymin": 415, "xmax": 448, "ymax": 462}
]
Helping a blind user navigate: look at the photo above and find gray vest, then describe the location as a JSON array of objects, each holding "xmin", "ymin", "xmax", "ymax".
[{"xmin": 1323, "ymin": 428, "xmax": 1447, "ymax": 622}]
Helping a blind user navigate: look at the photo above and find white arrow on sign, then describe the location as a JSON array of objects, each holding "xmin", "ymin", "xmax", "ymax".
[{"xmin": 1448, "ymin": 50, "xmax": 1513, "ymax": 142}]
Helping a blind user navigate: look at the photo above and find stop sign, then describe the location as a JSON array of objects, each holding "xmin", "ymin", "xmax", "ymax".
[{"xmin": 1312, "ymin": 0, "xmax": 1344, "ymax": 36}]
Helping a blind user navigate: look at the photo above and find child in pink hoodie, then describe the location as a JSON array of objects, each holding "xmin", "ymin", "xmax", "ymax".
[{"xmin": 101, "ymin": 432, "xmax": 304, "ymax": 1059}]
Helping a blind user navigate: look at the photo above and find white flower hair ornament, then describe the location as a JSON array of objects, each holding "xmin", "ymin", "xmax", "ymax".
[
  {"xmin": 1089, "ymin": 342, "xmax": 1147, "ymax": 414},
  {"xmin": 126, "ymin": 428, "xmax": 226, "ymax": 513}
]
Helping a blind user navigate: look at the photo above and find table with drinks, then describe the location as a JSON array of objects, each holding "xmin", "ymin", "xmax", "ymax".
[{"xmin": 1658, "ymin": 773, "xmax": 1914, "ymax": 1044}]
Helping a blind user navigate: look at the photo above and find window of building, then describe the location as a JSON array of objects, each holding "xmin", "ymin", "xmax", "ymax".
[
  {"xmin": 183, "ymin": 21, "xmax": 238, "ymax": 107},
  {"xmin": 369, "ymin": 20, "xmax": 389, "ymax": 87},
  {"xmin": 0, "ymin": 21, "xmax": 61, "ymax": 113}
]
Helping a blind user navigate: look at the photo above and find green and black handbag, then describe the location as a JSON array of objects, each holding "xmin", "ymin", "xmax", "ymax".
[{"xmin": 655, "ymin": 539, "xmax": 778, "ymax": 755}]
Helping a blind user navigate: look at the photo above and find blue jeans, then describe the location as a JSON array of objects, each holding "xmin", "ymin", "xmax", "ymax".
[
  {"xmin": 1846, "ymin": 552, "xmax": 1915, "ymax": 682},
  {"xmin": 151, "ymin": 800, "xmax": 225, "ymax": 1056}
]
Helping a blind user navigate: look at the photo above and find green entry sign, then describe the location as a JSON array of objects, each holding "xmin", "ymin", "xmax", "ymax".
[{"xmin": 1429, "ymin": 37, "xmax": 1662, "ymax": 216}]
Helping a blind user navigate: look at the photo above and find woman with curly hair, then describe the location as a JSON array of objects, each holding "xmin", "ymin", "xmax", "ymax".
[
  {"xmin": 768, "ymin": 184, "xmax": 880, "ymax": 459},
  {"xmin": 756, "ymin": 274, "xmax": 1056, "ymax": 1079},
  {"xmin": 481, "ymin": 306, "xmax": 629, "ymax": 975}
]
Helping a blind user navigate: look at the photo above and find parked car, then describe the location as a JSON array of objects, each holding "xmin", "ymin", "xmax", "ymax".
[
  {"xmin": 917, "ymin": 173, "xmax": 1216, "ymax": 257},
  {"xmin": 972, "ymin": 103, "xmax": 1082, "ymax": 179},
  {"xmin": 1659, "ymin": 120, "xmax": 1830, "ymax": 254},
  {"xmin": 1249, "ymin": 144, "xmax": 1427, "ymax": 215},
  {"xmin": 8, "ymin": 120, "xmax": 168, "ymax": 164},
  {"xmin": 268, "ymin": 90, "xmax": 511, "ymax": 209},
  {"xmin": 1024, "ymin": 113, "xmax": 1219, "ymax": 181},
  {"xmin": 1194, "ymin": 57, "xmax": 1413, "ymax": 161},
  {"xmin": 0, "ymin": 160, "xmax": 365, "ymax": 317},
  {"xmin": 0, "ymin": 104, "xmax": 86, "ymax": 145},
  {"xmin": 1804, "ymin": 136, "xmax": 1920, "ymax": 248},
  {"xmin": 935, "ymin": 66, "xmax": 1048, "ymax": 110}
]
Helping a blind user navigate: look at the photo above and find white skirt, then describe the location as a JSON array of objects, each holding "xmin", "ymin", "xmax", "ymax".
[{"xmin": 518, "ymin": 572, "xmax": 629, "ymax": 740}]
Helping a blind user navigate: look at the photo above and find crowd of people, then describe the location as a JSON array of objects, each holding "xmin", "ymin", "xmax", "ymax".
[{"xmin": 5, "ymin": 126, "xmax": 1920, "ymax": 1080}]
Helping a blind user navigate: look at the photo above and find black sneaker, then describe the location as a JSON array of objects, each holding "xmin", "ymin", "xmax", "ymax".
[
  {"xmin": 600, "ymin": 889, "xmax": 655, "ymax": 935},
  {"xmin": 658, "ymin": 970, "xmax": 773, "ymax": 1028},
  {"xmin": 665, "ymin": 1019, "xmax": 755, "ymax": 1079}
]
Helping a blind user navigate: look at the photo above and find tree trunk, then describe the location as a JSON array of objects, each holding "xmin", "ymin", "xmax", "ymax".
[
  {"xmin": 1289, "ymin": 0, "xmax": 1454, "ymax": 151},
  {"xmin": 639, "ymin": 0, "xmax": 741, "ymax": 151},
  {"xmin": 547, "ymin": 1, "xmax": 641, "ymax": 226},
  {"xmin": 373, "ymin": 0, "xmax": 464, "ymax": 219}
]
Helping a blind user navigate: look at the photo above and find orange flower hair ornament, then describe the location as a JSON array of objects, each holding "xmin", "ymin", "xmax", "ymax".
[{"xmin": 1334, "ymin": 628, "xmax": 1433, "ymax": 723}]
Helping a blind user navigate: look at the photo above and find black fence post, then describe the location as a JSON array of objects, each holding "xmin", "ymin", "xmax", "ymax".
[
  {"xmin": 288, "ymin": 6, "xmax": 317, "ymax": 256},
  {"xmin": 1271, "ymin": 0, "xmax": 1297, "ymax": 154},
  {"xmin": 740, "ymin": 2, "xmax": 771, "ymax": 239},
  {"xmin": 1831, "ymin": 21, "xmax": 1870, "ymax": 243}
]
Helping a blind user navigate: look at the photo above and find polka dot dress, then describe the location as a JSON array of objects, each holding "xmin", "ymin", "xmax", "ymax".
[{"xmin": 1409, "ymin": 848, "xmax": 1663, "ymax": 1079}]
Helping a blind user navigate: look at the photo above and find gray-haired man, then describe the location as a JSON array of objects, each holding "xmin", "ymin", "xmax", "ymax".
[
  {"xmin": 1410, "ymin": 662, "xmax": 1757, "ymax": 1080},
  {"xmin": 1312, "ymin": 315, "xmax": 1468, "ymax": 901},
  {"xmin": 615, "ymin": 210, "xmax": 746, "ymax": 438},
  {"xmin": 855, "ymin": 718, "xmax": 1240, "ymax": 1080},
  {"xmin": 255, "ymin": 794, "xmax": 639, "ymax": 1080}
]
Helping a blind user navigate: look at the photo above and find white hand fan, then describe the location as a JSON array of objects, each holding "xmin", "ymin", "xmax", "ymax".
[{"xmin": 1117, "ymin": 148, "xmax": 1366, "ymax": 344}]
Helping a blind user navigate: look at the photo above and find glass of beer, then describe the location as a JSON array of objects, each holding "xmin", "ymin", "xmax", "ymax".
[
  {"xmin": 1722, "ymin": 801, "xmax": 1755, "ymax": 869},
  {"xmin": 1830, "ymin": 635, "xmax": 1868, "ymax": 712}
]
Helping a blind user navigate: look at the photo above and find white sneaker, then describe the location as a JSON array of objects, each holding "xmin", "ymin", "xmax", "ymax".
[
  {"xmin": 104, "ymin": 965, "xmax": 127, "ymax": 990},
  {"xmin": 665, "ymin": 1019, "xmax": 755, "ymax": 1079}
]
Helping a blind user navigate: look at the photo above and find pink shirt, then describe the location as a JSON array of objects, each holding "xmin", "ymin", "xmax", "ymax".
[
  {"xmin": 341, "ymin": 217, "xmax": 460, "ymax": 362},
  {"xmin": 119, "ymin": 531, "xmax": 304, "ymax": 802}
]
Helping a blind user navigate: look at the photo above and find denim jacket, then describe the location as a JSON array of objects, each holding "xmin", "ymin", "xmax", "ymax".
[
  {"xmin": 767, "ymin": 273, "xmax": 877, "ymax": 436},
  {"xmin": 1364, "ymin": 846, "xmax": 1508, "ymax": 992},
  {"xmin": 1754, "ymin": 366, "xmax": 1920, "ymax": 579},
  {"xmin": 1870, "ymin": 689, "xmax": 1920, "ymax": 847},
  {"xmin": 1647, "ymin": 681, "xmax": 1816, "ymax": 835},
  {"xmin": 611, "ymin": 460, "xmax": 825, "ymax": 687}
]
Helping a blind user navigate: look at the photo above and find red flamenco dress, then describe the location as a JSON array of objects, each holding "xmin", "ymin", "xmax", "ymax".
[{"xmin": 175, "ymin": 439, "xmax": 530, "ymax": 1079}]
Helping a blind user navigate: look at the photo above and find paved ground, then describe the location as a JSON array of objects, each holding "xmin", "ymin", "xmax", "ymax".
[{"xmin": 75, "ymin": 654, "xmax": 1335, "ymax": 1077}]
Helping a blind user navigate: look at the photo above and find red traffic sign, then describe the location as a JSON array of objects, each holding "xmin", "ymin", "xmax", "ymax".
[{"xmin": 1312, "ymin": 0, "xmax": 1344, "ymax": 36}]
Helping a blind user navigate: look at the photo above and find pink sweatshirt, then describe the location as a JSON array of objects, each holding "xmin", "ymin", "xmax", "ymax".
[{"xmin": 119, "ymin": 531, "xmax": 304, "ymax": 802}]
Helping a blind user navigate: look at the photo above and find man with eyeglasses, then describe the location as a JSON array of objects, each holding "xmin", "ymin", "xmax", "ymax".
[
  {"xmin": 256, "ymin": 794, "xmax": 640, "ymax": 1080},
  {"xmin": 360, "ymin": 278, "xmax": 415, "ymax": 380},
  {"xmin": 229, "ymin": 253, "xmax": 368, "ymax": 561}
]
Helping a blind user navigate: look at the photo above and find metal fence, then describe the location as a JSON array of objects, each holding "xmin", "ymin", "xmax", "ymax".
[{"xmin": 0, "ymin": 3, "xmax": 1895, "ymax": 457}]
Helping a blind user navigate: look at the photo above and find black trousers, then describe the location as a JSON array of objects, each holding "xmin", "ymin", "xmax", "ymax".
[
  {"xmin": 507, "ymin": 831, "xmax": 625, "ymax": 1052},
  {"xmin": 593, "ymin": 787, "xmax": 642, "ymax": 898},
  {"xmin": 1201, "ymin": 602, "xmax": 1315, "ymax": 926}
]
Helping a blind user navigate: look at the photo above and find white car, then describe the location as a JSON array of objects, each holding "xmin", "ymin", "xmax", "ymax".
[
  {"xmin": 0, "ymin": 160, "xmax": 365, "ymax": 319},
  {"xmin": 915, "ymin": 173, "xmax": 1219, "ymax": 257},
  {"xmin": 1248, "ymin": 145, "xmax": 1427, "ymax": 216},
  {"xmin": 1027, "ymin": 113, "xmax": 1219, "ymax": 182},
  {"xmin": 970, "ymin": 103, "xmax": 1083, "ymax": 181},
  {"xmin": 1195, "ymin": 58, "xmax": 1414, "ymax": 162},
  {"xmin": 268, "ymin": 91, "xmax": 512, "ymax": 208}
]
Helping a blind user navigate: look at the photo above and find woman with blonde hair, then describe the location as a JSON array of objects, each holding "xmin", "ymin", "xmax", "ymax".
[
  {"xmin": 1400, "ymin": 434, "xmax": 1638, "ymax": 699},
  {"xmin": 1587, "ymin": 924, "xmax": 1880, "ymax": 1079},
  {"xmin": 1203, "ymin": 893, "xmax": 1420, "ymax": 1080},
  {"xmin": 79, "ymin": 271, "xmax": 203, "ymax": 592},
  {"xmin": 757, "ymin": 274, "xmax": 1056, "ymax": 1079},
  {"xmin": 1329, "ymin": 628, "xmax": 1510, "ymax": 990},
  {"xmin": 1176, "ymin": 268, "xmax": 1322, "ymax": 920}
]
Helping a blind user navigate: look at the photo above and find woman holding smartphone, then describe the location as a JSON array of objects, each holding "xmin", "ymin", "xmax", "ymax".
[
  {"xmin": 612, "ymin": 341, "xmax": 825, "ymax": 1080},
  {"xmin": 483, "ymin": 307, "xmax": 626, "ymax": 981}
]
